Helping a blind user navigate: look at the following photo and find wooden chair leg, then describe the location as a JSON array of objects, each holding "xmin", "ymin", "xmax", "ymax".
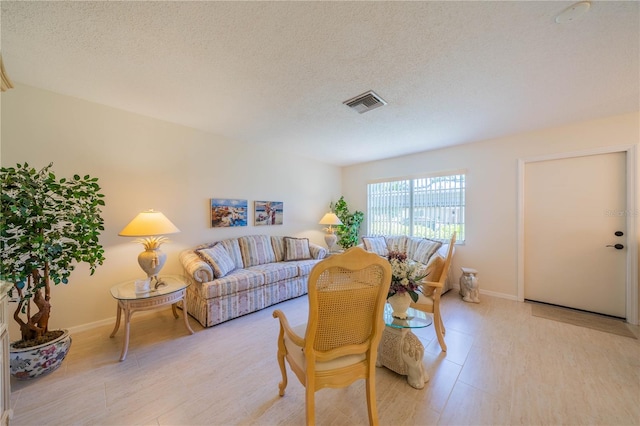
[
  {"xmin": 305, "ymin": 386, "xmax": 316, "ymax": 426},
  {"xmin": 434, "ymin": 312, "xmax": 447, "ymax": 352},
  {"xmin": 275, "ymin": 332, "xmax": 288, "ymax": 396},
  {"xmin": 276, "ymin": 353, "xmax": 288, "ymax": 396},
  {"xmin": 365, "ymin": 375, "xmax": 380, "ymax": 426}
]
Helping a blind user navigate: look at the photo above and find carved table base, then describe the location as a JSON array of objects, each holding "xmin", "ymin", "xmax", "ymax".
[{"xmin": 376, "ymin": 326, "xmax": 428, "ymax": 389}]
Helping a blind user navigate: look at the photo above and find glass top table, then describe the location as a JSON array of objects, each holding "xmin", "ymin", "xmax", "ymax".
[
  {"xmin": 383, "ymin": 303, "xmax": 433, "ymax": 329},
  {"xmin": 109, "ymin": 275, "xmax": 193, "ymax": 361},
  {"xmin": 110, "ymin": 275, "xmax": 188, "ymax": 300}
]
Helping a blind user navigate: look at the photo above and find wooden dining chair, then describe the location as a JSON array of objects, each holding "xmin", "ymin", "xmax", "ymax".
[
  {"xmin": 409, "ymin": 232, "xmax": 456, "ymax": 352},
  {"xmin": 272, "ymin": 247, "xmax": 392, "ymax": 426}
]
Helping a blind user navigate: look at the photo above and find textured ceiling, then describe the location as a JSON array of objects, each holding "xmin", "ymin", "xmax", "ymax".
[{"xmin": 1, "ymin": 1, "xmax": 638, "ymax": 166}]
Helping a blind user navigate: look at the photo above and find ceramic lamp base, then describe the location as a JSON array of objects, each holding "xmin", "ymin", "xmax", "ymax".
[
  {"xmin": 324, "ymin": 232, "xmax": 338, "ymax": 253},
  {"xmin": 138, "ymin": 248, "xmax": 166, "ymax": 282}
]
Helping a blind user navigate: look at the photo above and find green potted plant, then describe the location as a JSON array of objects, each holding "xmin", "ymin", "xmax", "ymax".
[
  {"xmin": 332, "ymin": 196, "xmax": 364, "ymax": 250},
  {"xmin": 0, "ymin": 162, "xmax": 106, "ymax": 379}
]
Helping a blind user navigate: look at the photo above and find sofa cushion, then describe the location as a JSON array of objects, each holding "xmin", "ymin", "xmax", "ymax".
[
  {"xmin": 293, "ymin": 259, "xmax": 322, "ymax": 276},
  {"xmin": 198, "ymin": 269, "xmax": 266, "ymax": 299},
  {"xmin": 284, "ymin": 237, "xmax": 312, "ymax": 261},
  {"xmin": 412, "ymin": 239, "xmax": 442, "ymax": 264},
  {"xmin": 218, "ymin": 238, "xmax": 244, "ymax": 269},
  {"xmin": 362, "ymin": 236, "xmax": 388, "ymax": 256},
  {"xmin": 247, "ymin": 262, "xmax": 299, "ymax": 284},
  {"xmin": 196, "ymin": 244, "xmax": 236, "ymax": 278},
  {"xmin": 238, "ymin": 235, "xmax": 276, "ymax": 267}
]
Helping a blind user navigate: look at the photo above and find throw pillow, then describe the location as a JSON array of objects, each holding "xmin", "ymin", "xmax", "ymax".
[
  {"xmin": 362, "ymin": 236, "xmax": 388, "ymax": 256},
  {"xmin": 238, "ymin": 235, "xmax": 277, "ymax": 267},
  {"xmin": 284, "ymin": 237, "xmax": 312, "ymax": 261},
  {"xmin": 197, "ymin": 244, "xmax": 236, "ymax": 278},
  {"xmin": 270, "ymin": 236, "xmax": 287, "ymax": 262},
  {"xmin": 385, "ymin": 235, "xmax": 407, "ymax": 254},
  {"xmin": 217, "ymin": 238, "xmax": 244, "ymax": 269},
  {"xmin": 412, "ymin": 239, "xmax": 442, "ymax": 264}
]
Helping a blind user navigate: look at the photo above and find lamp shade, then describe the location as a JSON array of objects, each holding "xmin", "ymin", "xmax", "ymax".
[
  {"xmin": 318, "ymin": 212, "xmax": 343, "ymax": 226},
  {"xmin": 119, "ymin": 210, "xmax": 180, "ymax": 237}
]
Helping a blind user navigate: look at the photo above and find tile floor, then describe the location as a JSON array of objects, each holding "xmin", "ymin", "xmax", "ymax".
[{"xmin": 8, "ymin": 292, "xmax": 640, "ymax": 425}]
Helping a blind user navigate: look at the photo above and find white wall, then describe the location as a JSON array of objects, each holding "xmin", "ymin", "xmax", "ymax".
[
  {"xmin": 1, "ymin": 84, "xmax": 342, "ymax": 339},
  {"xmin": 342, "ymin": 112, "xmax": 640, "ymax": 320}
]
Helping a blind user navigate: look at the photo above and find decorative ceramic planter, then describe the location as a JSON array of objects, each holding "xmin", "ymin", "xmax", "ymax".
[
  {"xmin": 388, "ymin": 292, "xmax": 412, "ymax": 319},
  {"xmin": 10, "ymin": 329, "xmax": 72, "ymax": 380}
]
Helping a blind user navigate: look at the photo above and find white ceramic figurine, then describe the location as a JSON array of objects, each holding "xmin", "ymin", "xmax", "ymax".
[{"xmin": 459, "ymin": 267, "xmax": 480, "ymax": 303}]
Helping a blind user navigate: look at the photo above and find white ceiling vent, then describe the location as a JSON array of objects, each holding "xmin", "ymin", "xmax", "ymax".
[{"xmin": 343, "ymin": 90, "xmax": 387, "ymax": 114}]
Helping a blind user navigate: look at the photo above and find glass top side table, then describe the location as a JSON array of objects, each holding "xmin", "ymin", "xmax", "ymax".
[
  {"xmin": 110, "ymin": 275, "xmax": 188, "ymax": 300},
  {"xmin": 383, "ymin": 304, "xmax": 433, "ymax": 329},
  {"xmin": 109, "ymin": 275, "xmax": 194, "ymax": 361}
]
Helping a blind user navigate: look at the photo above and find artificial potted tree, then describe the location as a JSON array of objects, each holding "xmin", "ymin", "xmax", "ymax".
[
  {"xmin": 332, "ymin": 196, "xmax": 364, "ymax": 250},
  {"xmin": 0, "ymin": 162, "xmax": 105, "ymax": 379}
]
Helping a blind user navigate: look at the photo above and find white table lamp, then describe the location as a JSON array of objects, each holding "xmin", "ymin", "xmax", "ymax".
[
  {"xmin": 318, "ymin": 212, "xmax": 343, "ymax": 253},
  {"xmin": 119, "ymin": 209, "xmax": 180, "ymax": 288}
]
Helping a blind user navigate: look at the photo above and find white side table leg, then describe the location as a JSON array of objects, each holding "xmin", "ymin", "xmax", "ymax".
[
  {"xmin": 109, "ymin": 302, "xmax": 122, "ymax": 338},
  {"xmin": 180, "ymin": 296, "xmax": 194, "ymax": 334},
  {"xmin": 120, "ymin": 302, "xmax": 132, "ymax": 361}
]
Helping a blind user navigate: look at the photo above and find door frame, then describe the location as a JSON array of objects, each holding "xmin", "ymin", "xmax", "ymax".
[{"xmin": 517, "ymin": 145, "xmax": 638, "ymax": 325}]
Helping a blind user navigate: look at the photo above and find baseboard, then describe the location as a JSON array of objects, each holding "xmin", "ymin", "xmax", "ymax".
[
  {"xmin": 479, "ymin": 288, "xmax": 518, "ymax": 301},
  {"xmin": 450, "ymin": 285, "xmax": 519, "ymax": 301},
  {"xmin": 66, "ymin": 310, "xmax": 158, "ymax": 335}
]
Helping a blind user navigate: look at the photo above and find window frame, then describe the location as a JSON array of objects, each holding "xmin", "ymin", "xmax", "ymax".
[{"xmin": 366, "ymin": 171, "xmax": 466, "ymax": 243}]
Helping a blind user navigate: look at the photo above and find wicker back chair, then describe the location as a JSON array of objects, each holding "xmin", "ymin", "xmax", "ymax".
[
  {"xmin": 272, "ymin": 247, "xmax": 392, "ymax": 426},
  {"xmin": 410, "ymin": 232, "xmax": 456, "ymax": 351}
]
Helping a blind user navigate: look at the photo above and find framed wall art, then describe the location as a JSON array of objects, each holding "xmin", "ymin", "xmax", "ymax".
[
  {"xmin": 210, "ymin": 198, "xmax": 248, "ymax": 227},
  {"xmin": 254, "ymin": 201, "xmax": 283, "ymax": 226}
]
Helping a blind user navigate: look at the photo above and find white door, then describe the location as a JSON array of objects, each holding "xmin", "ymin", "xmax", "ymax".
[{"xmin": 524, "ymin": 152, "xmax": 627, "ymax": 318}]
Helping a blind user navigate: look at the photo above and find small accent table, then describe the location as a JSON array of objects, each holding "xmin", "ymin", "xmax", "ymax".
[
  {"xmin": 376, "ymin": 304, "xmax": 432, "ymax": 389},
  {"xmin": 109, "ymin": 275, "xmax": 194, "ymax": 361}
]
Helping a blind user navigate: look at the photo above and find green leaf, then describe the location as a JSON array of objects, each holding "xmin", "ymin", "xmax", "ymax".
[{"xmin": 1, "ymin": 162, "xmax": 106, "ymax": 334}]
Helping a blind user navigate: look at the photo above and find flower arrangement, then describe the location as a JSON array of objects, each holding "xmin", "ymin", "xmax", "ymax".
[{"xmin": 387, "ymin": 250, "xmax": 428, "ymax": 302}]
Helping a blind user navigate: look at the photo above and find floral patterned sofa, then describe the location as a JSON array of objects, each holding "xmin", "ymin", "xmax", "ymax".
[
  {"xmin": 359, "ymin": 235, "xmax": 455, "ymax": 293},
  {"xmin": 179, "ymin": 235, "xmax": 326, "ymax": 327}
]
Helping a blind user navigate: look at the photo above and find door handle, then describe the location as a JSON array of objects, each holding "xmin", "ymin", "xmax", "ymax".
[{"xmin": 606, "ymin": 244, "xmax": 624, "ymax": 250}]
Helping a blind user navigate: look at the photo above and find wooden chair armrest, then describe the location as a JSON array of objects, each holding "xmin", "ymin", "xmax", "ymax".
[
  {"xmin": 273, "ymin": 309, "xmax": 305, "ymax": 347},
  {"xmin": 419, "ymin": 280, "xmax": 444, "ymax": 300},
  {"xmin": 422, "ymin": 280, "xmax": 443, "ymax": 289}
]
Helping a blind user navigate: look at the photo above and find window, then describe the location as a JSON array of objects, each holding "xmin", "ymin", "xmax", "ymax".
[{"xmin": 367, "ymin": 173, "xmax": 465, "ymax": 242}]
